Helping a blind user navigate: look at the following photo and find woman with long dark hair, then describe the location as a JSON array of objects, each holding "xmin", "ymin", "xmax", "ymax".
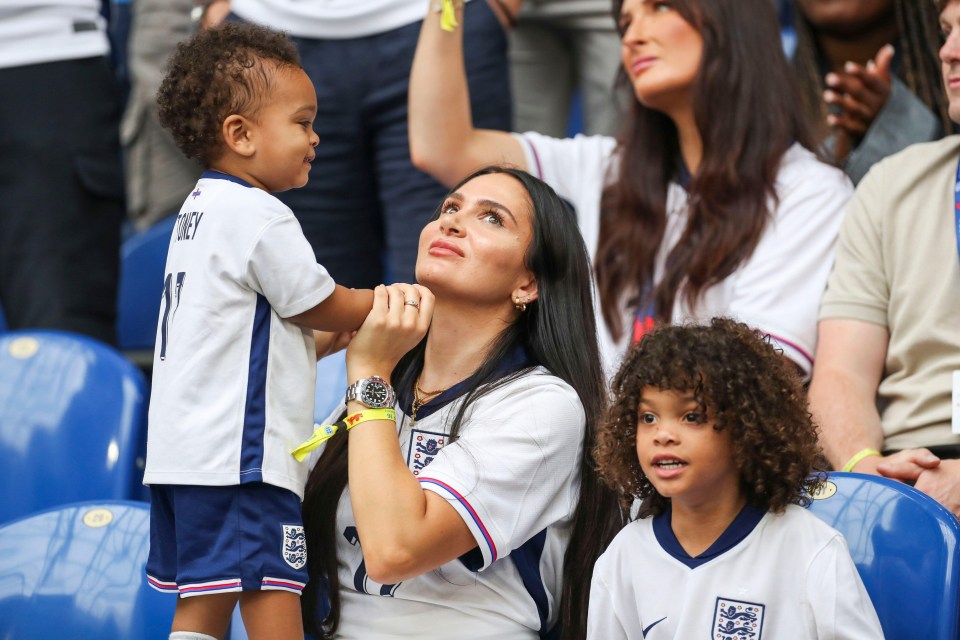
[
  {"xmin": 409, "ymin": 0, "xmax": 852, "ymax": 380},
  {"xmin": 300, "ymin": 166, "xmax": 624, "ymax": 639},
  {"xmin": 791, "ymin": 0, "xmax": 951, "ymax": 183}
]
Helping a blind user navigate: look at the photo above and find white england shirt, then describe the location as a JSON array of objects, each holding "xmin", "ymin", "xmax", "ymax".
[
  {"xmin": 315, "ymin": 365, "xmax": 584, "ymax": 638},
  {"xmin": 587, "ymin": 504, "xmax": 884, "ymax": 640},
  {"xmin": 144, "ymin": 171, "xmax": 335, "ymax": 498},
  {"xmin": 516, "ymin": 133, "xmax": 853, "ymax": 380}
]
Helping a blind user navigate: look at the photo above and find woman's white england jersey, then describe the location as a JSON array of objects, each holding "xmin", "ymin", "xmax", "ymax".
[{"xmin": 316, "ymin": 366, "xmax": 585, "ymax": 639}]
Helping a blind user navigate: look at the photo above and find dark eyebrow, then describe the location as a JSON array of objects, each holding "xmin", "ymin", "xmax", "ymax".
[
  {"xmin": 445, "ymin": 192, "xmax": 517, "ymax": 224},
  {"xmin": 638, "ymin": 394, "xmax": 697, "ymax": 405},
  {"xmin": 476, "ymin": 198, "xmax": 517, "ymax": 224}
]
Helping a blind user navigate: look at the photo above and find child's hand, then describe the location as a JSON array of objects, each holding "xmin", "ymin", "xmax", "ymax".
[
  {"xmin": 823, "ymin": 44, "xmax": 894, "ymax": 161},
  {"xmin": 345, "ymin": 284, "xmax": 434, "ymax": 382},
  {"xmin": 313, "ymin": 330, "xmax": 354, "ymax": 360}
]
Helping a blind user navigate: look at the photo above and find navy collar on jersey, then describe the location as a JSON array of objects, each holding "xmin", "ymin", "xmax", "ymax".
[
  {"xmin": 396, "ymin": 345, "xmax": 531, "ymax": 422},
  {"xmin": 675, "ymin": 159, "xmax": 692, "ymax": 190},
  {"xmin": 200, "ymin": 169, "xmax": 255, "ymax": 189},
  {"xmin": 653, "ymin": 502, "xmax": 766, "ymax": 569}
]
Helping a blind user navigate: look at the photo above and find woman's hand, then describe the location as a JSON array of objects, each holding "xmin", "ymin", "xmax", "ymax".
[
  {"xmin": 823, "ymin": 44, "xmax": 894, "ymax": 161},
  {"xmin": 345, "ymin": 284, "xmax": 434, "ymax": 382}
]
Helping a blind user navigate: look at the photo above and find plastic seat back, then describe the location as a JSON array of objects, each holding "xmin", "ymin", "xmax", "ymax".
[
  {"xmin": 0, "ymin": 500, "xmax": 175, "ymax": 639},
  {"xmin": 117, "ymin": 214, "xmax": 175, "ymax": 358},
  {"xmin": 807, "ymin": 471, "xmax": 960, "ymax": 639},
  {"xmin": 0, "ymin": 330, "xmax": 148, "ymax": 524}
]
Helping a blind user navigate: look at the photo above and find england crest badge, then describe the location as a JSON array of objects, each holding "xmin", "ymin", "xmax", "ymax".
[
  {"xmin": 282, "ymin": 524, "xmax": 307, "ymax": 570},
  {"xmin": 713, "ymin": 597, "xmax": 764, "ymax": 639},
  {"xmin": 406, "ymin": 429, "xmax": 446, "ymax": 476}
]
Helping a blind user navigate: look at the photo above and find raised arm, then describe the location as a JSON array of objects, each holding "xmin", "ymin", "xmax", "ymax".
[
  {"xmin": 287, "ymin": 285, "xmax": 374, "ymax": 333},
  {"xmin": 409, "ymin": 0, "xmax": 527, "ymax": 186},
  {"xmin": 340, "ymin": 284, "xmax": 477, "ymax": 584},
  {"xmin": 807, "ymin": 318, "xmax": 889, "ymax": 474}
]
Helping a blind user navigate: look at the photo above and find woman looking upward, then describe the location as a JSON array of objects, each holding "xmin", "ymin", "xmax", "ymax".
[
  {"xmin": 300, "ymin": 166, "xmax": 624, "ymax": 640},
  {"xmin": 409, "ymin": 0, "xmax": 853, "ymax": 379}
]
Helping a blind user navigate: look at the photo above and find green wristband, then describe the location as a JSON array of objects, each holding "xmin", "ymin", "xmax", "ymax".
[{"xmin": 841, "ymin": 448, "xmax": 881, "ymax": 472}]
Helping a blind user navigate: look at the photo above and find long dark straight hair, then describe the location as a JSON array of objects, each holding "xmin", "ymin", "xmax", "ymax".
[
  {"xmin": 301, "ymin": 166, "xmax": 625, "ymax": 639},
  {"xmin": 793, "ymin": 0, "xmax": 951, "ymax": 143},
  {"xmin": 598, "ymin": 0, "xmax": 814, "ymax": 338}
]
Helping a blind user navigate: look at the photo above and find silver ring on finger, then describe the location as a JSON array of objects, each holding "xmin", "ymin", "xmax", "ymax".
[{"xmin": 404, "ymin": 299, "xmax": 420, "ymax": 309}]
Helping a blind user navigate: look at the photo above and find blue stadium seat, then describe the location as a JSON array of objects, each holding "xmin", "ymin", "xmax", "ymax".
[
  {"xmin": 0, "ymin": 330, "xmax": 149, "ymax": 524},
  {"xmin": 316, "ymin": 349, "xmax": 347, "ymax": 423},
  {"xmin": 0, "ymin": 500, "xmax": 176, "ymax": 639},
  {"xmin": 807, "ymin": 471, "xmax": 960, "ymax": 639},
  {"xmin": 117, "ymin": 214, "xmax": 176, "ymax": 363}
]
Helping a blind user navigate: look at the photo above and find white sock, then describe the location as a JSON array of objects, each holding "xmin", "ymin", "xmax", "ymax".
[{"xmin": 169, "ymin": 632, "xmax": 219, "ymax": 640}]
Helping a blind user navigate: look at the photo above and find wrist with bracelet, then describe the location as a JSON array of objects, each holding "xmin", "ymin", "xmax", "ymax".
[
  {"xmin": 432, "ymin": 0, "xmax": 465, "ymax": 32},
  {"xmin": 841, "ymin": 448, "xmax": 882, "ymax": 472},
  {"xmin": 291, "ymin": 408, "xmax": 396, "ymax": 461},
  {"xmin": 290, "ymin": 375, "xmax": 398, "ymax": 461}
]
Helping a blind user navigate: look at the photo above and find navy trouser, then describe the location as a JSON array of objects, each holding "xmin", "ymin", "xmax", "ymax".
[
  {"xmin": 0, "ymin": 57, "xmax": 124, "ymax": 345},
  {"xmin": 268, "ymin": 1, "xmax": 513, "ymax": 288}
]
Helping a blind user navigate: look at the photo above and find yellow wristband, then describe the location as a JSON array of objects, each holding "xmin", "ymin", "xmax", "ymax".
[
  {"xmin": 841, "ymin": 448, "xmax": 881, "ymax": 472},
  {"xmin": 291, "ymin": 408, "xmax": 396, "ymax": 462},
  {"xmin": 343, "ymin": 408, "xmax": 396, "ymax": 430},
  {"xmin": 436, "ymin": 0, "xmax": 462, "ymax": 32}
]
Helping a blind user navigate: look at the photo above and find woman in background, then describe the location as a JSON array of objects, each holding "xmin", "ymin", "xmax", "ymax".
[{"xmin": 409, "ymin": 0, "xmax": 852, "ymax": 379}]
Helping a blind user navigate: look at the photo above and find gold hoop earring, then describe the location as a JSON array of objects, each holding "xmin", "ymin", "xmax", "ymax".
[{"xmin": 514, "ymin": 296, "xmax": 527, "ymax": 313}]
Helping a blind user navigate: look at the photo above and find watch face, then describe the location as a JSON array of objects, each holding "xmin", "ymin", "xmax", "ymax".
[{"xmin": 362, "ymin": 380, "xmax": 389, "ymax": 405}]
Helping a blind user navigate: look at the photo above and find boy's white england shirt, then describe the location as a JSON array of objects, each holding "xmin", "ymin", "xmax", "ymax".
[
  {"xmin": 587, "ymin": 504, "xmax": 884, "ymax": 639},
  {"xmin": 144, "ymin": 171, "xmax": 335, "ymax": 498},
  {"xmin": 311, "ymin": 365, "xmax": 585, "ymax": 638}
]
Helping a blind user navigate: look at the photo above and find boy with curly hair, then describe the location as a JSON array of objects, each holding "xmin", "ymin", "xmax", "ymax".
[
  {"xmin": 143, "ymin": 22, "xmax": 374, "ymax": 640},
  {"xmin": 588, "ymin": 318, "xmax": 882, "ymax": 639}
]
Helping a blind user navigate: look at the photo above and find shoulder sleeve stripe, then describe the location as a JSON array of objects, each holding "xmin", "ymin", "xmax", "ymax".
[
  {"xmin": 764, "ymin": 331, "xmax": 814, "ymax": 369},
  {"xmin": 517, "ymin": 134, "xmax": 544, "ymax": 180},
  {"xmin": 418, "ymin": 477, "xmax": 498, "ymax": 562}
]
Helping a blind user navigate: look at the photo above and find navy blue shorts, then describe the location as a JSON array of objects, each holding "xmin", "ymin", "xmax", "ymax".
[{"xmin": 146, "ymin": 483, "xmax": 307, "ymax": 598}]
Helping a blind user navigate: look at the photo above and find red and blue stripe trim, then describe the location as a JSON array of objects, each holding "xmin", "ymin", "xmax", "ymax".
[
  {"xmin": 177, "ymin": 578, "xmax": 243, "ymax": 597},
  {"xmin": 419, "ymin": 477, "xmax": 498, "ymax": 563},
  {"xmin": 146, "ymin": 575, "xmax": 178, "ymax": 593},
  {"xmin": 262, "ymin": 577, "xmax": 306, "ymax": 594},
  {"xmin": 766, "ymin": 331, "xmax": 814, "ymax": 370}
]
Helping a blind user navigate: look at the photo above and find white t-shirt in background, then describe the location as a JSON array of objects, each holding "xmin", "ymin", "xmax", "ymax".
[{"xmin": 516, "ymin": 132, "xmax": 852, "ymax": 379}]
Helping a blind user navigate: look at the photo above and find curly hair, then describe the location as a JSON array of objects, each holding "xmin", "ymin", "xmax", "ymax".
[
  {"xmin": 157, "ymin": 22, "xmax": 302, "ymax": 166},
  {"xmin": 594, "ymin": 317, "xmax": 825, "ymax": 517}
]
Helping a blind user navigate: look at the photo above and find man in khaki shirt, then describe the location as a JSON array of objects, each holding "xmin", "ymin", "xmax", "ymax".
[{"xmin": 809, "ymin": 0, "xmax": 960, "ymax": 516}]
